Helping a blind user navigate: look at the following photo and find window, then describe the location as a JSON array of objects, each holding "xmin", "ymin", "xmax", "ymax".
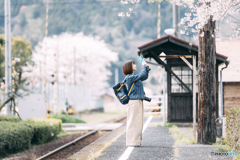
[{"xmin": 171, "ymin": 66, "xmax": 194, "ymax": 93}]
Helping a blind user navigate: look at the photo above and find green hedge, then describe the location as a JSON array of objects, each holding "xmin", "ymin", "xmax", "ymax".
[
  {"xmin": 32, "ymin": 118, "xmax": 62, "ymax": 133},
  {"xmin": 225, "ymin": 107, "xmax": 240, "ymax": 155},
  {"xmin": 0, "ymin": 117, "xmax": 62, "ymax": 157},
  {"xmin": 22, "ymin": 118, "xmax": 62, "ymax": 145},
  {"xmin": 0, "ymin": 115, "xmax": 21, "ymax": 122},
  {"xmin": 0, "ymin": 121, "xmax": 34, "ymax": 157},
  {"xmin": 51, "ymin": 114, "xmax": 86, "ymax": 123}
]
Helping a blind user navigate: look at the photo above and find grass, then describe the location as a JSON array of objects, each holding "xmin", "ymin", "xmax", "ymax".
[
  {"xmin": 213, "ymin": 138, "xmax": 240, "ymax": 159},
  {"xmin": 157, "ymin": 123, "xmax": 240, "ymax": 159},
  {"xmin": 234, "ymin": 153, "xmax": 240, "ymax": 160},
  {"xmin": 157, "ymin": 122, "xmax": 196, "ymax": 159},
  {"xmin": 173, "ymin": 148, "xmax": 179, "ymax": 158},
  {"xmin": 164, "ymin": 122, "xmax": 177, "ymax": 127},
  {"xmin": 216, "ymin": 144, "xmax": 240, "ymax": 159},
  {"xmin": 157, "ymin": 122, "xmax": 177, "ymax": 128},
  {"xmin": 213, "ymin": 137, "xmax": 222, "ymax": 145},
  {"xmin": 217, "ymin": 145, "xmax": 232, "ymax": 152},
  {"xmin": 169, "ymin": 127, "xmax": 197, "ymax": 145},
  {"xmin": 58, "ymin": 130, "xmax": 69, "ymax": 136},
  {"xmin": 158, "ymin": 123, "xmax": 240, "ymax": 159},
  {"xmin": 78, "ymin": 108, "xmax": 127, "ymax": 123},
  {"xmin": 51, "ymin": 113, "xmax": 86, "ymax": 123},
  {"xmin": 157, "ymin": 122, "xmax": 197, "ymax": 145}
]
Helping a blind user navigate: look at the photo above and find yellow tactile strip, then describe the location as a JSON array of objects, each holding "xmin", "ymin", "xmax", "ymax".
[{"xmin": 67, "ymin": 123, "xmax": 126, "ymax": 160}]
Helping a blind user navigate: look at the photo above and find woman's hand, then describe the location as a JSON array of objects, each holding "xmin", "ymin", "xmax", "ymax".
[{"xmin": 142, "ymin": 60, "xmax": 148, "ymax": 67}]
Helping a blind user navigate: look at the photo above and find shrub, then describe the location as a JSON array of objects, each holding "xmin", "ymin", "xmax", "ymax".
[
  {"xmin": 225, "ymin": 107, "xmax": 240, "ymax": 155},
  {"xmin": 0, "ymin": 117, "xmax": 62, "ymax": 157},
  {"xmin": 22, "ymin": 118, "xmax": 61, "ymax": 145},
  {"xmin": 0, "ymin": 115, "xmax": 21, "ymax": 122},
  {"xmin": 33, "ymin": 118, "xmax": 62, "ymax": 133},
  {"xmin": 0, "ymin": 121, "xmax": 33, "ymax": 157},
  {"xmin": 51, "ymin": 114, "xmax": 86, "ymax": 123}
]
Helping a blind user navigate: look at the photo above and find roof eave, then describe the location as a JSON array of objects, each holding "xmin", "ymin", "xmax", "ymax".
[{"xmin": 138, "ymin": 35, "xmax": 228, "ymax": 62}]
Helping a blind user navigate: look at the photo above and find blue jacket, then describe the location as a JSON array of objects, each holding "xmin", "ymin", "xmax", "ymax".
[{"xmin": 125, "ymin": 64, "xmax": 150, "ymax": 100}]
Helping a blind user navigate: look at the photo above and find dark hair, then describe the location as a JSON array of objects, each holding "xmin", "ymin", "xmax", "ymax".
[{"xmin": 122, "ymin": 60, "xmax": 135, "ymax": 75}]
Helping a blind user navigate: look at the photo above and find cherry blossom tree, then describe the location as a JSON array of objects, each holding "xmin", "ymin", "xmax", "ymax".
[
  {"xmin": 119, "ymin": 0, "xmax": 240, "ymax": 40},
  {"xmin": 23, "ymin": 32, "xmax": 118, "ymax": 97}
]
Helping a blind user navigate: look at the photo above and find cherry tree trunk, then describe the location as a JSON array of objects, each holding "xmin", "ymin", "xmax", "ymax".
[{"xmin": 198, "ymin": 16, "xmax": 217, "ymax": 144}]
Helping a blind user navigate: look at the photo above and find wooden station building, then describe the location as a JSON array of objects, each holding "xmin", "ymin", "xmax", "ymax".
[
  {"xmin": 216, "ymin": 38, "xmax": 240, "ymax": 115},
  {"xmin": 138, "ymin": 35, "xmax": 228, "ymax": 123}
]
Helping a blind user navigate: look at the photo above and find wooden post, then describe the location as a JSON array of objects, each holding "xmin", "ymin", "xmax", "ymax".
[
  {"xmin": 193, "ymin": 55, "xmax": 196, "ymax": 140},
  {"xmin": 180, "ymin": 56, "xmax": 193, "ymax": 69},
  {"xmin": 167, "ymin": 66, "xmax": 171, "ymax": 123},
  {"xmin": 198, "ymin": 15, "xmax": 217, "ymax": 144},
  {"xmin": 162, "ymin": 65, "xmax": 166, "ymax": 124}
]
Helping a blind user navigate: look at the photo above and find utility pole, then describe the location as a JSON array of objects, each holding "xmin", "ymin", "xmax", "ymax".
[
  {"xmin": 57, "ymin": 45, "xmax": 60, "ymax": 113},
  {"xmin": 73, "ymin": 47, "xmax": 76, "ymax": 85},
  {"xmin": 158, "ymin": 2, "xmax": 166, "ymax": 123},
  {"xmin": 65, "ymin": 56, "xmax": 69, "ymax": 112},
  {"xmin": 53, "ymin": 47, "xmax": 57, "ymax": 115},
  {"xmin": 5, "ymin": 0, "xmax": 12, "ymax": 115},
  {"xmin": 173, "ymin": 4, "xmax": 179, "ymax": 38},
  {"xmin": 44, "ymin": 0, "xmax": 49, "ymax": 117},
  {"xmin": 198, "ymin": 15, "xmax": 217, "ymax": 144},
  {"xmin": 157, "ymin": 2, "xmax": 161, "ymax": 39}
]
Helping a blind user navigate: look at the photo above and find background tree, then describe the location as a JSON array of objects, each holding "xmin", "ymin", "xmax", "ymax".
[
  {"xmin": 0, "ymin": 35, "xmax": 32, "ymax": 116},
  {"xmin": 0, "ymin": 66, "xmax": 29, "ymax": 119},
  {"xmin": 23, "ymin": 32, "xmax": 118, "ymax": 97},
  {"xmin": 0, "ymin": 35, "xmax": 33, "ymax": 78},
  {"xmin": 120, "ymin": 0, "xmax": 240, "ymax": 39},
  {"xmin": 0, "ymin": 0, "xmax": 185, "ymax": 87}
]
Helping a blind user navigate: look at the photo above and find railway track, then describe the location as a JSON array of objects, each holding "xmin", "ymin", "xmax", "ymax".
[{"xmin": 36, "ymin": 116, "xmax": 127, "ymax": 160}]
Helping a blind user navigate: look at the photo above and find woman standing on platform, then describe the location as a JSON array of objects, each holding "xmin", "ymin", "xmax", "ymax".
[{"xmin": 122, "ymin": 59, "xmax": 151, "ymax": 147}]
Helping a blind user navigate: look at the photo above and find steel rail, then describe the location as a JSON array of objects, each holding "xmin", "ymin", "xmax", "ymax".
[
  {"xmin": 36, "ymin": 129, "xmax": 98, "ymax": 160},
  {"xmin": 36, "ymin": 116, "xmax": 127, "ymax": 160}
]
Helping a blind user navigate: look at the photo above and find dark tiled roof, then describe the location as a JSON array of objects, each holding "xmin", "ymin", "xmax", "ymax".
[{"xmin": 138, "ymin": 35, "xmax": 228, "ymax": 59}]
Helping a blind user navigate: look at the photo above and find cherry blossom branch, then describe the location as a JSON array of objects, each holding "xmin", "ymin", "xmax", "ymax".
[
  {"xmin": 118, "ymin": 0, "xmax": 240, "ymax": 40},
  {"xmin": 118, "ymin": 0, "xmax": 140, "ymax": 17}
]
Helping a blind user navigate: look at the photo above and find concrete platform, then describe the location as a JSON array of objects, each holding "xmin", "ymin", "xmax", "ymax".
[
  {"xmin": 67, "ymin": 122, "xmax": 127, "ymax": 160},
  {"xmin": 62, "ymin": 123, "xmax": 123, "ymax": 131},
  {"xmin": 67, "ymin": 115, "xmax": 234, "ymax": 160}
]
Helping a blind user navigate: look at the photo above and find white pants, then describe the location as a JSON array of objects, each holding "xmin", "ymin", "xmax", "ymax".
[{"xmin": 126, "ymin": 99, "xmax": 144, "ymax": 146}]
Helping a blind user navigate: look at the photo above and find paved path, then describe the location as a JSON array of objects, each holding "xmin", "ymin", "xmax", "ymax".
[
  {"xmin": 62, "ymin": 123, "xmax": 123, "ymax": 131},
  {"xmin": 96, "ymin": 116, "xmax": 233, "ymax": 160}
]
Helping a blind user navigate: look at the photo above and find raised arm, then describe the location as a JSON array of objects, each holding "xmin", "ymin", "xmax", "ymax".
[
  {"xmin": 127, "ymin": 64, "xmax": 148, "ymax": 83},
  {"xmin": 141, "ymin": 66, "xmax": 151, "ymax": 81}
]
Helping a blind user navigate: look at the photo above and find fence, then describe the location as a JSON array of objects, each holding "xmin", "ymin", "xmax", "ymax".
[{"xmin": 0, "ymin": 81, "xmax": 103, "ymax": 115}]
